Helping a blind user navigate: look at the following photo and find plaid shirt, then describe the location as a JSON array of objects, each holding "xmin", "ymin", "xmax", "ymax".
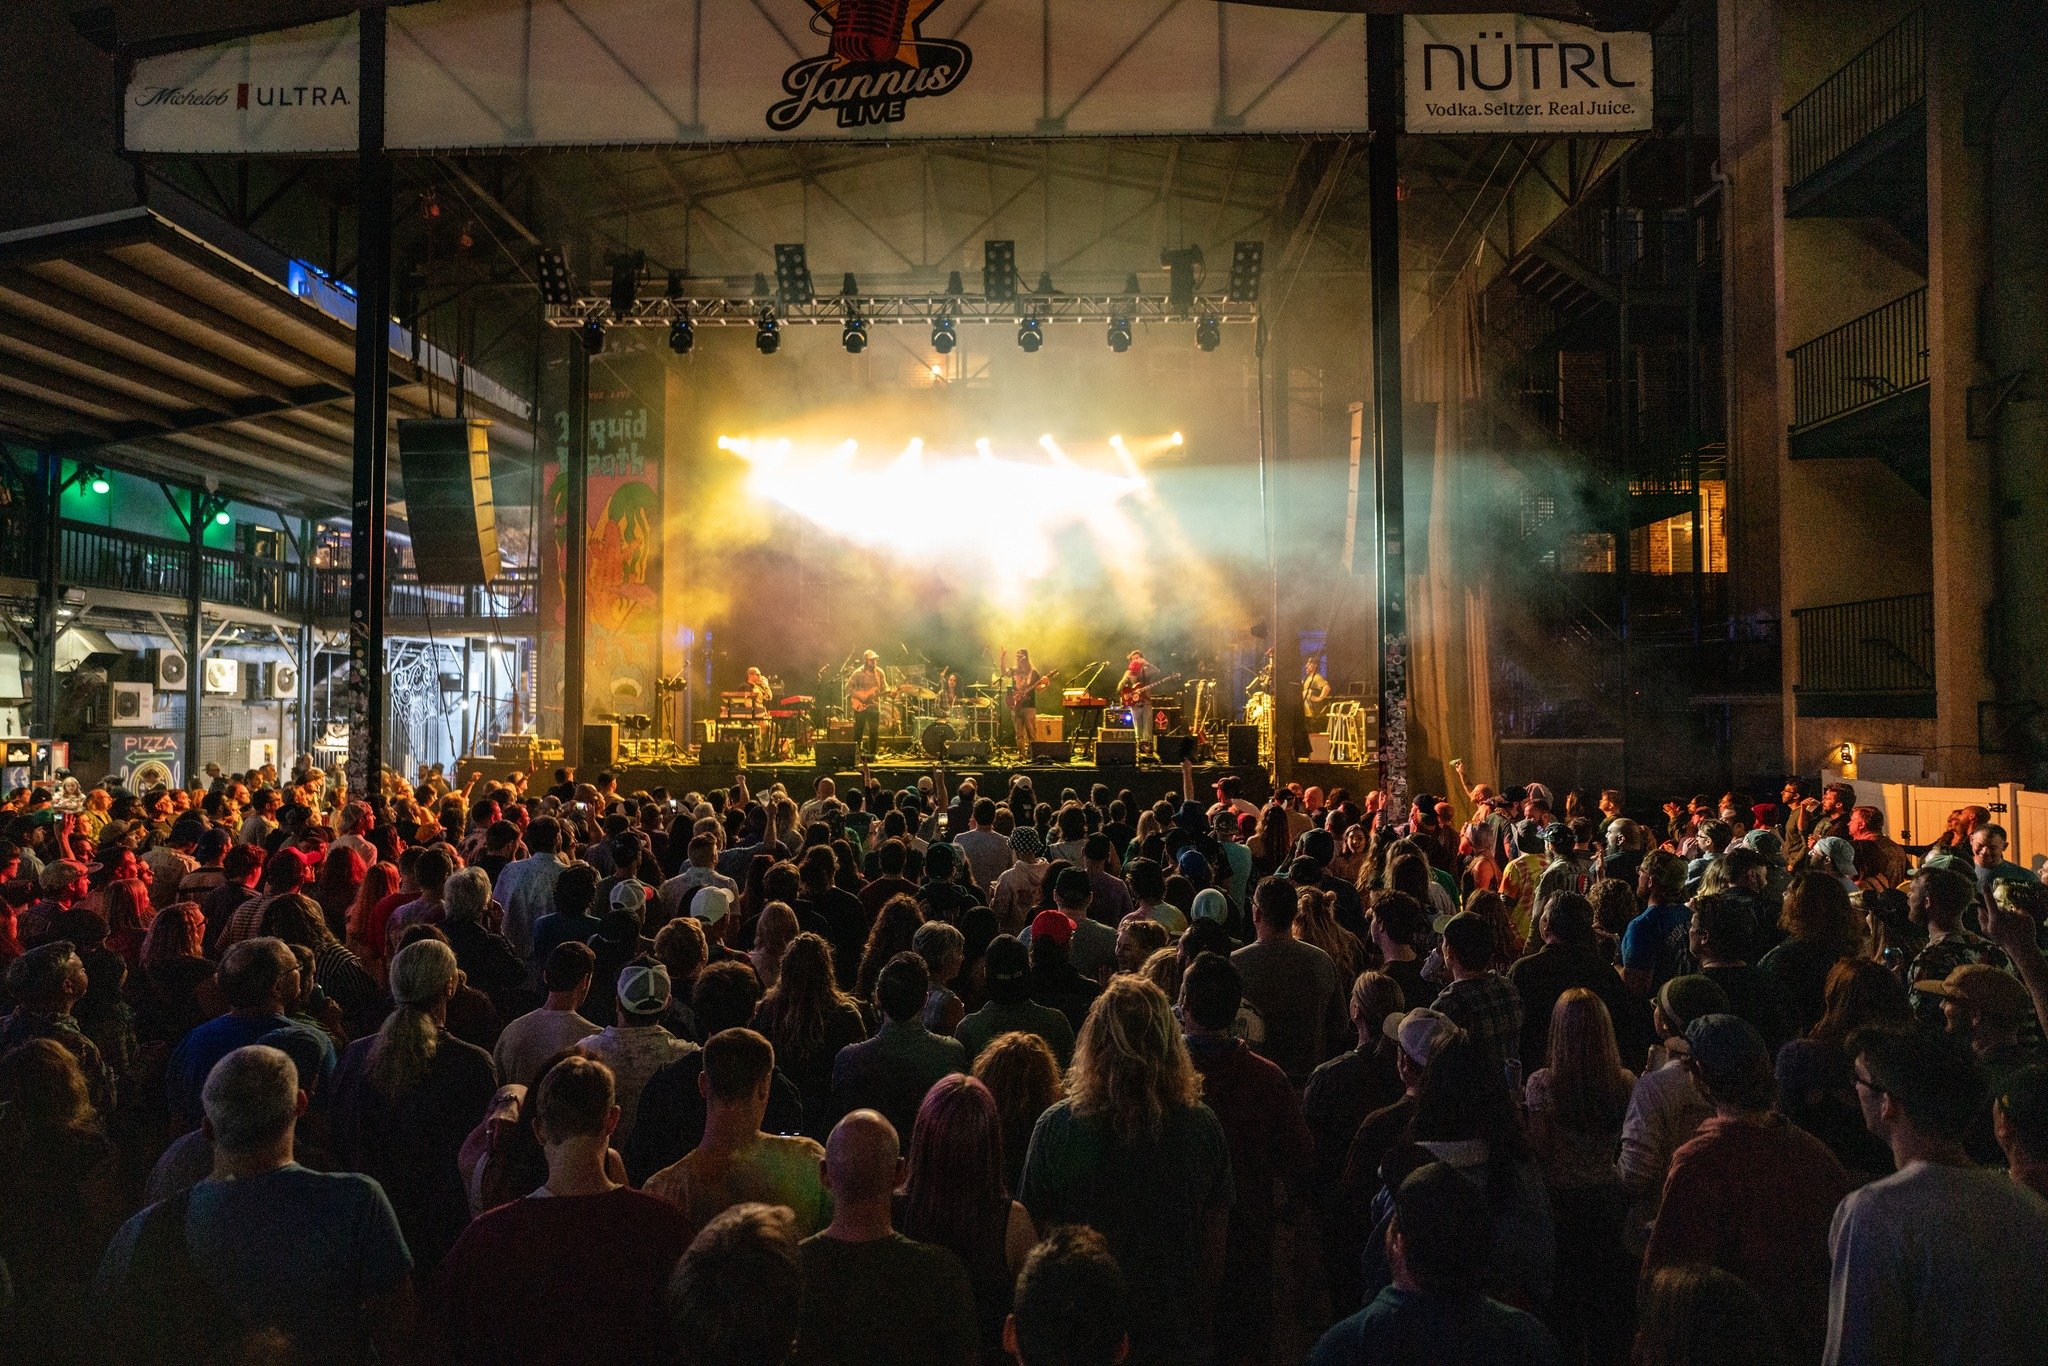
[
  {"xmin": 1433, "ymin": 971, "xmax": 1525, "ymax": 1081},
  {"xmin": 1908, "ymin": 931, "xmax": 2009, "ymax": 1026}
]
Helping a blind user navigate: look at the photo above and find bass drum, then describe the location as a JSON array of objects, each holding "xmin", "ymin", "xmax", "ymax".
[{"xmin": 920, "ymin": 720, "xmax": 956, "ymax": 759}]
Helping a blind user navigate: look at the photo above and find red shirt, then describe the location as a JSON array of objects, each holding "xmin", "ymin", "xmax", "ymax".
[
  {"xmin": 433, "ymin": 1185, "xmax": 692, "ymax": 1366},
  {"xmin": 1644, "ymin": 1113, "xmax": 1852, "ymax": 1362}
]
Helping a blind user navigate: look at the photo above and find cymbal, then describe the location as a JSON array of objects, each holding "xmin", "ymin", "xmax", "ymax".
[{"xmin": 896, "ymin": 685, "xmax": 938, "ymax": 700}]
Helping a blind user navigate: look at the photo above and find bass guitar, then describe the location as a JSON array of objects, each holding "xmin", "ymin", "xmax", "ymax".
[
  {"xmin": 1118, "ymin": 670, "xmax": 1182, "ymax": 707},
  {"xmin": 1009, "ymin": 669, "xmax": 1060, "ymax": 709}
]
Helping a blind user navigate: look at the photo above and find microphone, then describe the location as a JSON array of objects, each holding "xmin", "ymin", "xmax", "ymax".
[{"xmin": 831, "ymin": 0, "xmax": 910, "ymax": 65}]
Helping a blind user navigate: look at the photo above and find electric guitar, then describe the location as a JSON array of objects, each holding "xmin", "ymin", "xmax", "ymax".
[
  {"xmin": 848, "ymin": 673, "xmax": 883, "ymax": 713},
  {"xmin": 1118, "ymin": 670, "xmax": 1182, "ymax": 707},
  {"xmin": 1009, "ymin": 669, "xmax": 1060, "ymax": 709}
]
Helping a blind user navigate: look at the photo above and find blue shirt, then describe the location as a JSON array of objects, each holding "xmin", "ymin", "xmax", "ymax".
[
  {"xmin": 1620, "ymin": 901, "xmax": 1690, "ymax": 972},
  {"xmin": 1310, "ymin": 1287, "xmax": 1561, "ymax": 1366},
  {"xmin": 97, "ymin": 1164, "xmax": 411, "ymax": 1360},
  {"xmin": 166, "ymin": 1013, "xmax": 336, "ymax": 1125}
]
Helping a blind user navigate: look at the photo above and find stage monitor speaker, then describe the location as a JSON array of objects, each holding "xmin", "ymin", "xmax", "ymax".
[
  {"xmin": 581, "ymin": 722, "xmax": 619, "ymax": 768},
  {"xmin": 1157, "ymin": 735, "xmax": 1200, "ymax": 764},
  {"xmin": 944, "ymin": 740, "xmax": 990, "ymax": 763},
  {"xmin": 1096, "ymin": 739, "xmax": 1137, "ymax": 767},
  {"xmin": 1227, "ymin": 725, "xmax": 1260, "ymax": 767},
  {"xmin": 398, "ymin": 418, "xmax": 501, "ymax": 585},
  {"xmin": 1030, "ymin": 741, "xmax": 1069, "ymax": 763},
  {"xmin": 700, "ymin": 740, "xmax": 747, "ymax": 765},
  {"xmin": 814, "ymin": 740, "xmax": 857, "ymax": 768}
]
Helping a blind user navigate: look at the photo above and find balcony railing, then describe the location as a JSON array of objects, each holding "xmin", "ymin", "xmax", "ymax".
[
  {"xmin": 1787, "ymin": 288, "xmax": 1928, "ymax": 434},
  {"xmin": 61, "ymin": 521, "xmax": 190, "ymax": 599},
  {"xmin": 0, "ymin": 502, "xmax": 34, "ymax": 578},
  {"xmin": 1793, "ymin": 592, "xmax": 1934, "ymax": 716},
  {"xmin": 1785, "ymin": 9, "xmax": 1924, "ymax": 189},
  {"xmin": 309, "ymin": 566, "xmax": 540, "ymax": 622}
]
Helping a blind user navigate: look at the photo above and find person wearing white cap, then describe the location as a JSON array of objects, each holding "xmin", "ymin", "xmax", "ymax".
[{"xmin": 575, "ymin": 957, "xmax": 695, "ymax": 1147}]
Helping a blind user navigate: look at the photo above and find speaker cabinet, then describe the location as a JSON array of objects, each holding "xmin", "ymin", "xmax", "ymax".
[
  {"xmin": 581, "ymin": 722, "xmax": 619, "ymax": 768},
  {"xmin": 944, "ymin": 740, "xmax": 990, "ymax": 763},
  {"xmin": 398, "ymin": 418, "xmax": 501, "ymax": 585},
  {"xmin": 700, "ymin": 740, "xmax": 748, "ymax": 765},
  {"xmin": 1227, "ymin": 725, "xmax": 1261, "ymax": 767},
  {"xmin": 1030, "ymin": 741, "xmax": 1070, "ymax": 764},
  {"xmin": 814, "ymin": 740, "xmax": 857, "ymax": 768},
  {"xmin": 1157, "ymin": 735, "xmax": 1200, "ymax": 764},
  {"xmin": 1096, "ymin": 739, "xmax": 1137, "ymax": 766}
]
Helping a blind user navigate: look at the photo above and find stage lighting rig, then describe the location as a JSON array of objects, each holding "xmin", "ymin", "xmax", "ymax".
[
  {"xmin": 931, "ymin": 315, "xmax": 957, "ymax": 353},
  {"xmin": 842, "ymin": 315, "xmax": 869, "ymax": 353},
  {"xmin": 606, "ymin": 250, "xmax": 644, "ymax": 320},
  {"xmin": 1106, "ymin": 316, "xmax": 1132, "ymax": 352},
  {"xmin": 774, "ymin": 244, "xmax": 815, "ymax": 305},
  {"xmin": 984, "ymin": 240, "xmax": 1018, "ymax": 302},
  {"xmin": 537, "ymin": 247, "xmax": 572, "ymax": 306},
  {"xmin": 1194, "ymin": 315, "xmax": 1221, "ymax": 351},
  {"xmin": 580, "ymin": 315, "xmax": 607, "ymax": 356},
  {"xmin": 669, "ymin": 309, "xmax": 695, "ymax": 355},
  {"xmin": 755, "ymin": 310, "xmax": 781, "ymax": 355},
  {"xmin": 1017, "ymin": 315, "xmax": 1044, "ymax": 353},
  {"xmin": 1227, "ymin": 241, "xmax": 1265, "ymax": 303},
  {"xmin": 1160, "ymin": 245, "xmax": 1204, "ymax": 316}
]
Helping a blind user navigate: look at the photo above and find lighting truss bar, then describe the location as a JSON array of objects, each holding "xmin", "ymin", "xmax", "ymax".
[{"xmin": 544, "ymin": 293, "xmax": 1258, "ymax": 328}]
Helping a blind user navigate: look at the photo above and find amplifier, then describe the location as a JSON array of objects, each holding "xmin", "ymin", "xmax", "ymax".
[
  {"xmin": 1227, "ymin": 725, "xmax": 1261, "ymax": 767},
  {"xmin": 1099, "ymin": 727, "xmax": 1136, "ymax": 744},
  {"xmin": 1032, "ymin": 715, "xmax": 1063, "ymax": 742}
]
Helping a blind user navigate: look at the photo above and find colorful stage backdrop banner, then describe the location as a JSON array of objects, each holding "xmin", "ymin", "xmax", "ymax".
[
  {"xmin": 1403, "ymin": 13, "xmax": 1653, "ymax": 134},
  {"xmin": 125, "ymin": 0, "xmax": 1372, "ymax": 153}
]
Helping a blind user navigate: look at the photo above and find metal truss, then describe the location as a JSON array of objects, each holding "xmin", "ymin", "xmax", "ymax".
[{"xmin": 544, "ymin": 292, "xmax": 1259, "ymax": 328}]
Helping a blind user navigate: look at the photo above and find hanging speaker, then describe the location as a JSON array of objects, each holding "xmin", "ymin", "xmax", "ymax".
[{"xmin": 398, "ymin": 418, "xmax": 501, "ymax": 585}]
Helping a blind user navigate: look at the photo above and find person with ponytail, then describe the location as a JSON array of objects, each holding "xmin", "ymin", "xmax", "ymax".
[{"xmin": 330, "ymin": 936, "xmax": 497, "ymax": 1271}]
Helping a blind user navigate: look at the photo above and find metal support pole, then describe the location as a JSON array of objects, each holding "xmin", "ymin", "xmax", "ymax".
[
  {"xmin": 184, "ymin": 494, "xmax": 205, "ymax": 782},
  {"xmin": 296, "ymin": 519, "xmax": 316, "ymax": 761},
  {"xmin": 30, "ymin": 452, "xmax": 61, "ymax": 739},
  {"xmin": 346, "ymin": 4, "xmax": 391, "ymax": 796},
  {"xmin": 1366, "ymin": 13, "xmax": 1408, "ymax": 806},
  {"xmin": 563, "ymin": 335, "xmax": 591, "ymax": 770}
]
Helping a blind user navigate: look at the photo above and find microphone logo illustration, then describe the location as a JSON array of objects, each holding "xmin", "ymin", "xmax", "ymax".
[{"xmin": 772, "ymin": 1, "xmax": 974, "ymax": 134}]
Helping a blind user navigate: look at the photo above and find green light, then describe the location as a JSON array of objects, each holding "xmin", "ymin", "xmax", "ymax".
[
  {"xmin": 89, "ymin": 475, "xmax": 110, "ymax": 495},
  {"xmin": 212, "ymin": 509, "xmax": 232, "ymax": 527}
]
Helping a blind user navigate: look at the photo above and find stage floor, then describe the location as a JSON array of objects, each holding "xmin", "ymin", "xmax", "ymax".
[{"xmin": 463, "ymin": 753, "xmax": 1377, "ymax": 810}]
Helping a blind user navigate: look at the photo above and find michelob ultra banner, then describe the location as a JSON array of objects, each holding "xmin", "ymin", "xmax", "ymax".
[
  {"xmin": 126, "ymin": 0, "xmax": 1371, "ymax": 153},
  {"xmin": 1404, "ymin": 13, "xmax": 1653, "ymax": 134}
]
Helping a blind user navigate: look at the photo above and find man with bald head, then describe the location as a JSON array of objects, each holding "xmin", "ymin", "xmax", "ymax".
[{"xmin": 794, "ymin": 1109, "xmax": 980, "ymax": 1364}]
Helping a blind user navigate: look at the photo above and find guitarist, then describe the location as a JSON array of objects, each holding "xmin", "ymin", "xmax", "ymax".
[
  {"xmin": 1117, "ymin": 649, "xmax": 1159, "ymax": 757},
  {"xmin": 847, "ymin": 650, "xmax": 887, "ymax": 758},
  {"xmin": 1006, "ymin": 649, "xmax": 1053, "ymax": 755}
]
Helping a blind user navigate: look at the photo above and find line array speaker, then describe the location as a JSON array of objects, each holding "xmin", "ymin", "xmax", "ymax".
[{"xmin": 398, "ymin": 418, "xmax": 502, "ymax": 585}]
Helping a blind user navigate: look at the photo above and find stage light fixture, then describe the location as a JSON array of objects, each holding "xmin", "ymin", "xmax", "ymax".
[
  {"xmin": 755, "ymin": 311, "xmax": 781, "ymax": 355},
  {"xmin": 841, "ymin": 314, "xmax": 869, "ymax": 354},
  {"xmin": 606, "ymin": 250, "xmax": 644, "ymax": 320},
  {"xmin": 1227, "ymin": 241, "xmax": 1265, "ymax": 302},
  {"xmin": 946, "ymin": 270, "xmax": 965, "ymax": 296},
  {"xmin": 774, "ymin": 244, "xmax": 815, "ymax": 305},
  {"xmin": 86, "ymin": 468, "xmax": 110, "ymax": 495},
  {"xmin": 1034, "ymin": 270, "xmax": 1057, "ymax": 295},
  {"xmin": 931, "ymin": 316, "xmax": 957, "ymax": 353},
  {"xmin": 1160, "ymin": 245, "xmax": 1204, "ymax": 316},
  {"xmin": 579, "ymin": 315, "xmax": 606, "ymax": 356},
  {"xmin": 536, "ymin": 247, "xmax": 572, "ymax": 306},
  {"xmin": 1106, "ymin": 316, "xmax": 1132, "ymax": 353},
  {"xmin": 668, "ymin": 310, "xmax": 695, "ymax": 355},
  {"xmin": 1194, "ymin": 315, "xmax": 1221, "ymax": 352},
  {"xmin": 213, "ymin": 509, "xmax": 232, "ymax": 527},
  {"xmin": 984, "ymin": 241, "xmax": 1018, "ymax": 302},
  {"xmin": 1016, "ymin": 316, "xmax": 1044, "ymax": 353}
]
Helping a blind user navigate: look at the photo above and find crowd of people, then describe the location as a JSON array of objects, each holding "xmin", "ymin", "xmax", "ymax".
[{"xmin": 2, "ymin": 755, "xmax": 2046, "ymax": 1364}]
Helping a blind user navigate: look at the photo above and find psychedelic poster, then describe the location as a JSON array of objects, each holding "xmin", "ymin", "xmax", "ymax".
[{"xmin": 537, "ymin": 345, "xmax": 663, "ymax": 743}]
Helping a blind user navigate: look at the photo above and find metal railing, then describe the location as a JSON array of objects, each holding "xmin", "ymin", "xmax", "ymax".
[
  {"xmin": 1793, "ymin": 592, "xmax": 1934, "ymax": 696},
  {"xmin": 0, "ymin": 503, "xmax": 34, "ymax": 578},
  {"xmin": 310, "ymin": 566, "xmax": 540, "ymax": 621},
  {"xmin": 200, "ymin": 548, "xmax": 305, "ymax": 617},
  {"xmin": 60, "ymin": 521, "xmax": 190, "ymax": 599},
  {"xmin": 1785, "ymin": 8, "xmax": 1924, "ymax": 188},
  {"xmin": 1787, "ymin": 288, "xmax": 1928, "ymax": 433}
]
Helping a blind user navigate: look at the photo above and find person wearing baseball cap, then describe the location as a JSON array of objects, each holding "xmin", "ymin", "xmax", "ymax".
[
  {"xmin": 574, "ymin": 956, "xmax": 692, "ymax": 1147},
  {"xmin": 1616, "ymin": 974, "xmax": 1731, "ymax": 1247},
  {"xmin": 1918, "ymin": 963, "xmax": 2044, "ymax": 1096},
  {"xmin": 954, "ymin": 934, "xmax": 1074, "ymax": 1068},
  {"xmin": 20, "ymin": 859, "xmax": 93, "ymax": 947}
]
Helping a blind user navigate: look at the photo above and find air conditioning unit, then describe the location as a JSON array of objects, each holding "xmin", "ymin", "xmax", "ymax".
[
  {"xmin": 202, "ymin": 658, "xmax": 242, "ymax": 696},
  {"xmin": 154, "ymin": 650, "xmax": 189, "ymax": 691},
  {"xmin": 109, "ymin": 682, "xmax": 154, "ymax": 727},
  {"xmin": 268, "ymin": 662, "xmax": 301, "ymax": 701}
]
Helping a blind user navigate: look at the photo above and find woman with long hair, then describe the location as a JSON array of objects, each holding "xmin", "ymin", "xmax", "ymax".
[
  {"xmin": 1526, "ymin": 988, "xmax": 1635, "ymax": 1188},
  {"xmin": 129, "ymin": 900, "xmax": 220, "ymax": 1043},
  {"xmin": 1016, "ymin": 976, "xmax": 1231, "ymax": 1364},
  {"xmin": 349, "ymin": 860, "xmax": 403, "ymax": 979},
  {"xmin": 751, "ymin": 931, "xmax": 867, "ymax": 1139},
  {"xmin": 749, "ymin": 901, "xmax": 800, "ymax": 992},
  {"xmin": 1462, "ymin": 888, "xmax": 1526, "ymax": 971},
  {"xmin": 0, "ymin": 1039, "xmax": 120, "ymax": 1359},
  {"xmin": 738, "ymin": 852, "xmax": 775, "ymax": 924},
  {"xmin": 1355, "ymin": 820, "xmax": 1403, "ymax": 894},
  {"xmin": 973, "ymin": 1030, "xmax": 1061, "ymax": 1195},
  {"xmin": 1250, "ymin": 806, "xmax": 1293, "ymax": 881},
  {"xmin": 1774, "ymin": 958, "xmax": 1909, "ymax": 1182},
  {"xmin": 1760, "ymin": 870, "xmax": 1869, "ymax": 1035},
  {"xmin": 1295, "ymin": 886, "xmax": 1364, "ymax": 982},
  {"xmin": 261, "ymin": 891, "xmax": 386, "ymax": 1039},
  {"xmin": 853, "ymin": 894, "xmax": 922, "ymax": 1005},
  {"xmin": 314, "ymin": 843, "xmax": 368, "ymax": 929},
  {"xmin": 328, "ymin": 937, "xmax": 498, "ymax": 1271},
  {"xmin": 899, "ymin": 1074, "xmax": 1040, "ymax": 1360},
  {"xmin": 1635, "ymin": 1263, "xmax": 1788, "ymax": 1366},
  {"xmin": 99, "ymin": 877, "xmax": 154, "ymax": 973},
  {"xmin": 1329, "ymin": 820, "xmax": 1370, "ymax": 886}
]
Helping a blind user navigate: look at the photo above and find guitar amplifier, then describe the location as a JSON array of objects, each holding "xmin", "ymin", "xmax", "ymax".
[
  {"xmin": 1099, "ymin": 727, "xmax": 1136, "ymax": 744},
  {"xmin": 1032, "ymin": 715, "xmax": 1063, "ymax": 742},
  {"xmin": 826, "ymin": 720, "xmax": 855, "ymax": 742}
]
